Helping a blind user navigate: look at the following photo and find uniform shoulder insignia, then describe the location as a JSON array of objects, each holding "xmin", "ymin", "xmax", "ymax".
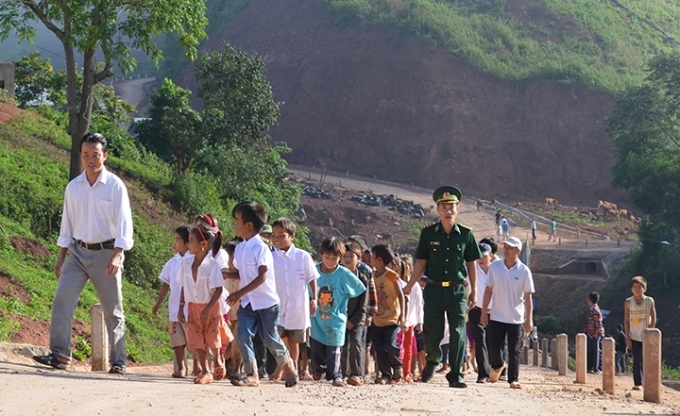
[
  {"xmin": 458, "ymin": 223, "xmax": 473, "ymax": 231},
  {"xmin": 422, "ymin": 222, "xmax": 437, "ymax": 230}
]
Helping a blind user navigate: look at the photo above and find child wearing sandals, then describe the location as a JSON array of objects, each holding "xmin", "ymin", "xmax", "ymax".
[
  {"xmin": 310, "ymin": 237, "xmax": 366, "ymax": 387},
  {"xmin": 152, "ymin": 225, "xmax": 192, "ymax": 378},
  {"xmin": 269, "ymin": 217, "xmax": 319, "ymax": 381},
  {"xmin": 178, "ymin": 223, "xmax": 232, "ymax": 384},
  {"xmin": 192, "ymin": 214, "xmax": 231, "ymax": 369},
  {"xmin": 371, "ymin": 244, "xmax": 407, "ymax": 384},
  {"xmin": 225, "ymin": 202, "xmax": 298, "ymax": 388}
]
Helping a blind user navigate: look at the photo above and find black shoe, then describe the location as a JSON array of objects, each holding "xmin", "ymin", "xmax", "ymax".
[
  {"xmin": 449, "ymin": 381, "xmax": 468, "ymax": 388},
  {"xmin": 32, "ymin": 354, "xmax": 68, "ymax": 370},
  {"xmin": 421, "ymin": 366, "xmax": 434, "ymax": 383},
  {"xmin": 109, "ymin": 364, "xmax": 126, "ymax": 374}
]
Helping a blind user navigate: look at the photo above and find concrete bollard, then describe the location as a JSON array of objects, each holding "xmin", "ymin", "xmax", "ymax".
[
  {"xmin": 575, "ymin": 333, "xmax": 587, "ymax": 384},
  {"xmin": 558, "ymin": 238, "xmax": 561, "ymax": 245},
  {"xmin": 522, "ymin": 345, "xmax": 529, "ymax": 365},
  {"xmin": 643, "ymin": 329, "xmax": 662, "ymax": 404},
  {"xmin": 551, "ymin": 338, "xmax": 558, "ymax": 370},
  {"xmin": 91, "ymin": 304, "xmax": 109, "ymax": 371},
  {"xmin": 533, "ymin": 340, "xmax": 539, "ymax": 366},
  {"xmin": 557, "ymin": 334, "xmax": 568, "ymax": 376},
  {"xmin": 585, "ymin": 239, "xmax": 588, "ymax": 247},
  {"xmin": 542, "ymin": 338, "xmax": 549, "ymax": 368},
  {"xmin": 602, "ymin": 337, "xmax": 615, "ymax": 395}
]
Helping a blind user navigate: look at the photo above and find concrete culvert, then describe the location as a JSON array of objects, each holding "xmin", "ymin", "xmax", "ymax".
[{"xmin": 584, "ymin": 261, "xmax": 598, "ymax": 274}]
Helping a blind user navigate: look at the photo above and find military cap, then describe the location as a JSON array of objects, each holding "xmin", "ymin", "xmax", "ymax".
[
  {"xmin": 433, "ymin": 186, "xmax": 462, "ymax": 204},
  {"xmin": 260, "ymin": 224, "xmax": 273, "ymax": 234}
]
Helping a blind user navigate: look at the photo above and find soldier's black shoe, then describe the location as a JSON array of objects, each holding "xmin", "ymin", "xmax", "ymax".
[
  {"xmin": 421, "ymin": 365, "xmax": 434, "ymax": 383},
  {"xmin": 449, "ymin": 381, "xmax": 468, "ymax": 388}
]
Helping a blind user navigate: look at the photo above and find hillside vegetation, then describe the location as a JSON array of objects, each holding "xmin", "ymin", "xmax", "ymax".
[{"xmin": 321, "ymin": 0, "xmax": 680, "ymax": 92}]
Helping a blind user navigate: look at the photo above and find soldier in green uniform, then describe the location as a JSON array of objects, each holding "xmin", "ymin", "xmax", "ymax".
[{"xmin": 404, "ymin": 186, "xmax": 482, "ymax": 388}]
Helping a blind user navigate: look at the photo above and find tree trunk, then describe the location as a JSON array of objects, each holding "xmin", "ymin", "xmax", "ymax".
[{"xmin": 63, "ymin": 40, "xmax": 82, "ymax": 180}]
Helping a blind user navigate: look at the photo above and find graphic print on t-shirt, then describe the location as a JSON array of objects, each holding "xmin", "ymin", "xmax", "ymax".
[
  {"xmin": 376, "ymin": 281, "xmax": 388, "ymax": 317},
  {"xmin": 319, "ymin": 286, "xmax": 334, "ymax": 319}
]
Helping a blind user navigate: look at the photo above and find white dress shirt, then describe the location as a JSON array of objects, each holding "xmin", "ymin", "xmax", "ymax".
[
  {"xmin": 233, "ymin": 235, "xmax": 279, "ymax": 311},
  {"xmin": 273, "ymin": 244, "xmax": 319, "ymax": 330},
  {"xmin": 210, "ymin": 249, "xmax": 230, "ymax": 316},
  {"xmin": 57, "ymin": 167, "xmax": 134, "ymax": 250},
  {"xmin": 487, "ymin": 259, "xmax": 535, "ymax": 325},
  {"xmin": 476, "ymin": 262, "xmax": 493, "ymax": 310},
  {"xmin": 178, "ymin": 254, "xmax": 223, "ymax": 304},
  {"xmin": 406, "ymin": 280, "xmax": 423, "ymax": 327},
  {"xmin": 158, "ymin": 253, "xmax": 188, "ymax": 322}
]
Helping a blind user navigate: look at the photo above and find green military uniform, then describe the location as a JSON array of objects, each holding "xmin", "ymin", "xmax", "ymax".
[{"xmin": 415, "ymin": 186, "xmax": 482, "ymax": 385}]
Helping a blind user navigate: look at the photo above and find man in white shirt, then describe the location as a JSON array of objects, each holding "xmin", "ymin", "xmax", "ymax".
[
  {"xmin": 481, "ymin": 236, "xmax": 534, "ymax": 389},
  {"xmin": 34, "ymin": 133, "xmax": 134, "ymax": 374}
]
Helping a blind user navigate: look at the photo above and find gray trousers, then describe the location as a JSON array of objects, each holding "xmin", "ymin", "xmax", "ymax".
[
  {"xmin": 342, "ymin": 324, "xmax": 366, "ymax": 377},
  {"xmin": 51, "ymin": 243, "xmax": 126, "ymax": 366}
]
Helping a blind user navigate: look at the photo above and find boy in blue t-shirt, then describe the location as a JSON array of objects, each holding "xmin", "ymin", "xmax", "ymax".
[{"xmin": 310, "ymin": 237, "xmax": 366, "ymax": 387}]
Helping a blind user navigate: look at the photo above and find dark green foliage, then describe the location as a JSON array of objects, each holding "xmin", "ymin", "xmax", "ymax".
[
  {"xmin": 607, "ymin": 52, "xmax": 680, "ymax": 292},
  {"xmin": 138, "ymin": 44, "xmax": 308, "ymax": 247}
]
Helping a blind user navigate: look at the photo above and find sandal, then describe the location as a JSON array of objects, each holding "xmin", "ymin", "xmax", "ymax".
[
  {"xmin": 194, "ymin": 373, "xmax": 213, "ymax": 384},
  {"xmin": 230, "ymin": 373, "xmax": 260, "ymax": 387},
  {"xmin": 171, "ymin": 372, "xmax": 186, "ymax": 379},
  {"xmin": 509, "ymin": 381, "xmax": 522, "ymax": 389},
  {"xmin": 284, "ymin": 372, "xmax": 299, "ymax": 388},
  {"xmin": 332, "ymin": 377, "xmax": 346, "ymax": 387},
  {"xmin": 213, "ymin": 365, "xmax": 225, "ymax": 381}
]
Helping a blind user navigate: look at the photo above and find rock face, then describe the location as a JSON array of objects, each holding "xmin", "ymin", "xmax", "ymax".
[{"xmin": 178, "ymin": 0, "xmax": 629, "ymax": 206}]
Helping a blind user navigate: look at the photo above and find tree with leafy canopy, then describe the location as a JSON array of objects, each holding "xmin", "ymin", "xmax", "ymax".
[
  {"xmin": 14, "ymin": 51, "xmax": 67, "ymax": 108},
  {"xmin": 607, "ymin": 51, "xmax": 680, "ymax": 285},
  {"xmin": 0, "ymin": 0, "xmax": 207, "ymax": 179},
  {"xmin": 137, "ymin": 43, "xmax": 303, "ymax": 230}
]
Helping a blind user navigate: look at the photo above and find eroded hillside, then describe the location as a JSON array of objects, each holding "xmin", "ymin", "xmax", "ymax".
[{"xmin": 178, "ymin": 0, "xmax": 628, "ymax": 207}]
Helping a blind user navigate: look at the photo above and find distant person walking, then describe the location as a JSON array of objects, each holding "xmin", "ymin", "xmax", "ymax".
[
  {"xmin": 624, "ymin": 276, "xmax": 656, "ymax": 390},
  {"xmin": 501, "ymin": 217, "xmax": 509, "ymax": 241},
  {"xmin": 549, "ymin": 219, "xmax": 557, "ymax": 241},
  {"xmin": 34, "ymin": 133, "xmax": 134, "ymax": 374},
  {"xmin": 530, "ymin": 219, "xmax": 537, "ymax": 244},
  {"xmin": 495, "ymin": 211, "xmax": 501, "ymax": 227}
]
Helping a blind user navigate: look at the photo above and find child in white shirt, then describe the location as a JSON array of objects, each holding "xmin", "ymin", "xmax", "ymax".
[
  {"xmin": 269, "ymin": 218, "xmax": 319, "ymax": 381},
  {"xmin": 225, "ymin": 202, "xmax": 298, "ymax": 387},
  {"xmin": 178, "ymin": 223, "xmax": 230, "ymax": 385},
  {"xmin": 152, "ymin": 225, "xmax": 191, "ymax": 378}
]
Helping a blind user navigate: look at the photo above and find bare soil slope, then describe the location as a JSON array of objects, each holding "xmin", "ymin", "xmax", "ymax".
[{"xmin": 177, "ymin": 0, "xmax": 628, "ymax": 207}]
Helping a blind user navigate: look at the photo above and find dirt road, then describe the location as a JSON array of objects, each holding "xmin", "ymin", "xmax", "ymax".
[
  {"xmin": 1, "ymin": 350, "xmax": 678, "ymax": 415},
  {"xmin": 113, "ymin": 76, "xmax": 157, "ymax": 117},
  {"xmin": 290, "ymin": 167, "xmax": 635, "ymax": 252}
]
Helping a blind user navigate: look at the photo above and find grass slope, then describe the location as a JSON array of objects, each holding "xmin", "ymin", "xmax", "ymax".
[
  {"xmin": 0, "ymin": 110, "xmax": 184, "ymax": 363},
  {"xmin": 321, "ymin": 0, "xmax": 680, "ymax": 92}
]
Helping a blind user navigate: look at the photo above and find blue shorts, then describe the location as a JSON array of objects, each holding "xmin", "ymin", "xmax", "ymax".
[{"xmin": 415, "ymin": 330, "xmax": 425, "ymax": 352}]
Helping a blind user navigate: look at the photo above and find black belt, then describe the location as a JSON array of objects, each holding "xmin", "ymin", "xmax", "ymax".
[
  {"xmin": 426, "ymin": 278, "xmax": 467, "ymax": 288},
  {"xmin": 74, "ymin": 239, "xmax": 115, "ymax": 250}
]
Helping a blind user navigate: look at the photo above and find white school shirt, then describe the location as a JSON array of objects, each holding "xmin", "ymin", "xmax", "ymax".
[
  {"xmin": 476, "ymin": 262, "xmax": 493, "ymax": 310},
  {"xmin": 178, "ymin": 254, "xmax": 224, "ymax": 304},
  {"xmin": 209, "ymin": 248, "xmax": 230, "ymax": 316},
  {"xmin": 158, "ymin": 253, "xmax": 189, "ymax": 322},
  {"xmin": 273, "ymin": 244, "xmax": 319, "ymax": 330},
  {"xmin": 57, "ymin": 167, "xmax": 134, "ymax": 249},
  {"xmin": 406, "ymin": 280, "xmax": 423, "ymax": 327},
  {"xmin": 233, "ymin": 235, "xmax": 279, "ymax": 311},
  {"xmin": 487, "ymin": 258, "xmax": 535, "ymax": 325}
]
